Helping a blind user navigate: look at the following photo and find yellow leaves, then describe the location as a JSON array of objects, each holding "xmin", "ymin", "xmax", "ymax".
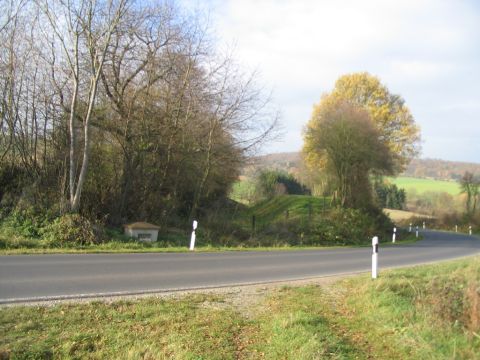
[{"xmin": 305, "ymin": 72, "xmax": 421, "ymax": 173}]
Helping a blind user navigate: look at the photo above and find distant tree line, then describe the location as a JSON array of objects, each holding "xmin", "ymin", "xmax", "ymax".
[
  {"xmin": 0, "ymin": 0, "xmax": 277, "ymax": 227},
  {"xmin": 404, "ymin": 159, "xmax": 480, "ymax": 181}
]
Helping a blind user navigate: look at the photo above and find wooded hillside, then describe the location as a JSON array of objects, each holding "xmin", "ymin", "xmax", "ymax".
[
  {"xmin": 248, "ymin": 152, "xmax": 480, "ymax": 181},
  {"xmin": 403, "ymin": 158, "xmax": 480, "ymax": 180}
]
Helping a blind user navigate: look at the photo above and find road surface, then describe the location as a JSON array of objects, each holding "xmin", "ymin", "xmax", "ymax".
[{"xmin": 1, "ymin": 230, "xmax": 479, "ymax": 304}]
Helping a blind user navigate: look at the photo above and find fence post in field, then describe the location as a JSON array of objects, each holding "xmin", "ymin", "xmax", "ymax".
[
  {"xmin": 189, "ymin": 220, "xmax": 198, "ymax": 251},
  {"xmin": 372, "ymin": 236, "xmax": 379, "ymax": 279}
]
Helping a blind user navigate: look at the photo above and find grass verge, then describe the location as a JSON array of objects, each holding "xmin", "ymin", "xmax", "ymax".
[
  {"xmin": 0, "ymin": 294, "xmax": 241, "ymax": 359},
  {"xmin": 2, "ymin": 256, "xmax": 479, "ymax": 359},
  {"xmin": 0, "ymin": 244, "xmax": 335, "ymax": 255},
  {"xmin": 0, "ymin": 232, "xmax": 419, "ymax": 255}
]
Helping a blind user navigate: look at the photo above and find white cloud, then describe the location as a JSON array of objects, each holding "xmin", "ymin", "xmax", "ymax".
[
  {"xmin": 191, "ymin": 0, "xmax": 480, "ymax": 162},
  {"xmin": 390, "ymin": 60, "xmax": 454, "ymax": 80}
]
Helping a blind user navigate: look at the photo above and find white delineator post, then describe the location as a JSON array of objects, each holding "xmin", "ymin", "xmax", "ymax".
[
  {"xmin": 416, "ymin": 226, "xmax": 419, "ymax": 238},
  {"xmin": 469, "ymin": 226, "xmax": 472, "ymax": 235},
  {"xmin": 189, "ymin": 220, "xmax": 198, "ymax": 251},
  {"xmin": 423, "ymin": 221, "xmax": 426, "ymax": 229},
  {"xmin": 372, "ymin": 236, "xmax": 379, "ymax": 279},
  {"xmin": 455, "ymin": 225, "xmax": 458, "ymax": 233},
  {"xmin": 392, "ymin": 227, "xmax": 396, "ymax": 243},
  {"xmin": 409, "ymin": 223, "xmax": 412, "ymax": 233}
]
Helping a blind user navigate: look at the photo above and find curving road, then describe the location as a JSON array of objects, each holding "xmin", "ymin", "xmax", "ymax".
[{"xmin": 1, "ymin": 230, "xmax": 479, "ymax": 304}]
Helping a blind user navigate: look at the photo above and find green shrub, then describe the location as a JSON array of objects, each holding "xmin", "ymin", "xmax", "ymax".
[
  {"xmin": 42, "ymin": 214, "xmax": 105, "ymax": 247},
  {"xmin": 195, "ymin": 222, "xmax": 251, "ymax": 247},
  {"xmin": 306, "ymin": 208, "xmax": 376, "ymax": 245},
  {"xmin": 374, "ymin": 181, "xmax": 406, "ymax": 209},
  {"xmin": 248, "ymin": 207, "xmax": 393, "ymax": 247},
  {"xmin": 2, "ymin": 208, "xmax": 54, "ymax": 238}
]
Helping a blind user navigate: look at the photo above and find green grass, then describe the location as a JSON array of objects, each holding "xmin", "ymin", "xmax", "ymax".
[
  {"xmin": 328, "ymin": 256, "xmax": 480, "ymax": 359},
  {"xmin": 229, "ymin": 179, "xmax": 256, "ymax": 205},
  {"xmin": 0, "ymin": 234, "xmax": 420, "ymax": 255},
  {"xmin": 389, "ymin": 176, "xmax": 460, "ymax": 195},
  {"xmin": 0, "ymin": 244, "xmax": 332, "ymax": 255},
  {"xmin": 248, "ymin": 286, "xmax": 362, "ymax": 359},
  {"xmin": 3, "ymin": 256, "xmax": 478, "ymax": 359},
  {"xmin": 224, "ymin": 193, "xmax": 332, "ymax": 237},
  {"xmin": 246, "ymin": 194, "xmax": 330, "ymax": 223},
  {"xmin": 0, "ymin": 294, "xmax": 242, "ymax": 359}
]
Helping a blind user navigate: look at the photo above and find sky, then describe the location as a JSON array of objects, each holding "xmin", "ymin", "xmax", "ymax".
[{"xmin": 186, "ymin": 0, "xmax": 480, "ymax": 163}]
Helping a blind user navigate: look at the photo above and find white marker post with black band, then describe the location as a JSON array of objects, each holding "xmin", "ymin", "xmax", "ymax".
[
  {"xmin": 469, "ymin": 226, "xmax": 472, "ymax": 236},
  {"xmin": 372, "ymin": 236, "xmax": 379, "ymax": 279},
  {"xmin": 392, "ymin": 227, "xmax": 396, "ymax": 243},
  {"xmin": 189, "ymin": 220, "xmax": 198, "ymax": 251},
  {"xmin": 416, "ymin": 226, "xmax": 419, "ymax": 238},
  {"xmin": 409, "ymin": 223, "xmax": 412, "ymax": 233}
]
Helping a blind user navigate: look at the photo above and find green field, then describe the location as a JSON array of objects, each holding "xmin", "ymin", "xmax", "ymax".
[
  {"xmin": 232, "ymin": 176, "xmax": 462, "ymax": 202},
  {"xmin": 2, "ymin": 256, "xmax": 479, "ymax": 359},
  {"xmin": 389, "ymin": 176, "xmax": 460, "ymax": 195}
]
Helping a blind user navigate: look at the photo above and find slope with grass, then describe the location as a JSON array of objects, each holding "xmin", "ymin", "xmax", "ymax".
[
  {"xmin": 246, "ymin": 194, "xmax": 330, "ymax": 223},
  {"xmin": 1, "ymin": 256, "xmax": 479, "ymax": 359},
  {"xmin": 229, "ymin": 194, "xmax": 333, "ymax": 236}
]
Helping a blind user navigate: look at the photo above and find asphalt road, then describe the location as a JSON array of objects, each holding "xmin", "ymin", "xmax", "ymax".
[{"xmin": 1, "ymin": 230, "xmax": 479, "ymax": 304}]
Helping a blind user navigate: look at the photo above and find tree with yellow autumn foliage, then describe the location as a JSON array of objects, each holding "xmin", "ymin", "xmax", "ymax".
[
  {"xmin": 303, "ymin": 73, "xmax": 420, "ymax": 208},
  {"xmin": 303, "ymin": 100, "xmax": 394, "ymax": 208},
  {"xmin": 319, "ymin": 72, "xmax": 420, "ymax": 171}
]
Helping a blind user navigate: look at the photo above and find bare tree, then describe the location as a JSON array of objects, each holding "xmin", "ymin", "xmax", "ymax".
[
  {"xmin": 0, "ymin": 1, "xmax": 45, "ymax": 171},
  {"xmin": 98, "ymin": 2, "xmax": 195, "ymax": 220},
  {"xmin": 38, "ymin": 0, "xmax": 128, "ymax": 212},
  {"xmin": 0, "ymin": 0, "xmax": 27, "ymax": 33},
  {"xmin": 189, "ymin": 57, "xmax": 279, "ymax": 218},
  {"xmin": 97, "ymin": 4, "xmax": 279, "ymax": 221}
]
